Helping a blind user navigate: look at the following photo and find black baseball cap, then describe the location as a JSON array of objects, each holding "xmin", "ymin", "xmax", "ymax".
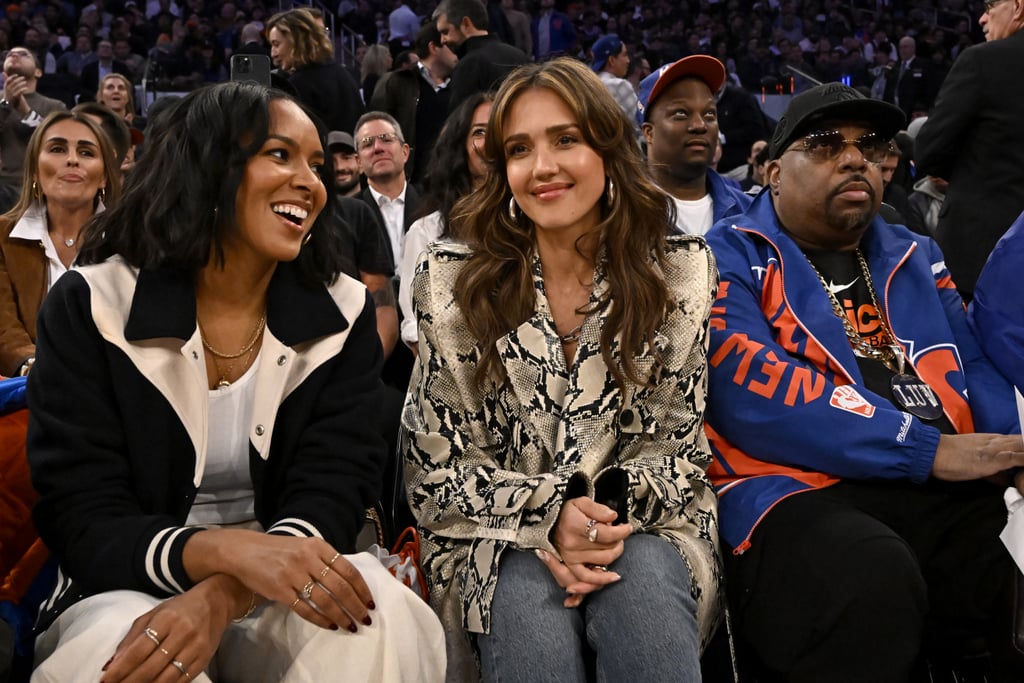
[{"xmin": 768, "ymin": 83, "xmax": 905, "ymax": 159}]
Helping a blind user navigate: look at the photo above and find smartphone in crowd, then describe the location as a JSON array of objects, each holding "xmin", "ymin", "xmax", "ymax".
[{"xmin": 230, "ymin": 54, "xmax": 272, "ymax": 87}]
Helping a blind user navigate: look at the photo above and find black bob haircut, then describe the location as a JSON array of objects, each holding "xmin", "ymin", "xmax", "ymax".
[{"xmin": 78, "ymin": 81, "xmax": 344, "ymax": 285}]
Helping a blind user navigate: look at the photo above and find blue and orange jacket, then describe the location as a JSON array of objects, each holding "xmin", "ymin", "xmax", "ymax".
[{"xmin": 705, "ymin": 192, "xmax": 1019, "ymax": 553}]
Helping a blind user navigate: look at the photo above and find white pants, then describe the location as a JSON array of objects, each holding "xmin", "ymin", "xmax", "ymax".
[{"xmin": 32, "ymin": 553, "xmax": 446, "ymax": 682}]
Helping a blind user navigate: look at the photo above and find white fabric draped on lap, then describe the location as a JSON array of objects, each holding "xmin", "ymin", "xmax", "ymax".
[{"xmin": 32, "ymin": 553, "xmax": 446, "ymax": 683}]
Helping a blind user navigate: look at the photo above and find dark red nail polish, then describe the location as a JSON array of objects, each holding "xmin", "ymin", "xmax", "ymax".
[
  {"xmin": 367, "ymin": 600, "xmax": 376, "ymax": 610},
  {"xmin": 102, "ymin": 657, "xmax": 113, "ymax": 672},
  {"xmin": 347, "ymin": 623, "xmax": 358, "ymax": 633},
  {"xmin": 362, "ymin": 616, "xmax": 372, "ymax": 626},
  {"xmin": 330, "ymin": 623, "xmax": 339, "ymax": 631}
]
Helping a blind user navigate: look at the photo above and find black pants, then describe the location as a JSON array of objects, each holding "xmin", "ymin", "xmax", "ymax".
[{"xmin": 725, "ymin": 479, "xmax": 1014, "ymax": 683}]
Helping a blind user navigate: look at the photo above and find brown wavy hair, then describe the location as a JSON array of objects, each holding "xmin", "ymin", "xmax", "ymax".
[
  {"xmin": 266, "ymin": 8, "xmax": 334, "ymax": 68},
  {"xmin": 451, "ymin": 57, "xmax": 673, "ymax": 389}
]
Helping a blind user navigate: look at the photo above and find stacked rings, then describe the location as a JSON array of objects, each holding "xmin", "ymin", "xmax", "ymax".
[
  {"xmin": 143, "ymin": 628, "xmax": 161, "ymax": 645},
  {"xmin": 585, "ymin": 518, "xmax": 599, "ymax": 543},
  {"xmin": 301, "ymin": 580, "xmax": 315, "ymax": 599}
]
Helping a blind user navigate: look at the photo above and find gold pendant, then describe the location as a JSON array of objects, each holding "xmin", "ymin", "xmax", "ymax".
[{"xmin": 216, "ymin": 377, "xmax": 231, "ymax": 389}]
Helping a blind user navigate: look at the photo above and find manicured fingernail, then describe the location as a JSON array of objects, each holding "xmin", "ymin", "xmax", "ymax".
[
  {"xmin": 367, "ymin": 600, "xmax": 376, "ymax": 610},
  {"xmin": 347, "ymin": 623, "xmax": 358, "ymax": 633},
  {"xmin": 566, "ymin": 589, "xmax": 576, "ymax": 596},
  {"xmin": 102, "ymin": 657, "xmax": 113, "ymax": 672},
  {"xmin": 534, "ymin": 549, "xmax": 549, "ymax": 562},
  {"xmin": 362, "ymin": 615, "xmax": 372, "ymax": 626},
  {"xmin": 330, "ymin": 623, "xmax": 339, "ymax": 631},
  {"xmin": 609, "ymin": 573, "xmax": 622, "ymax": 581}
]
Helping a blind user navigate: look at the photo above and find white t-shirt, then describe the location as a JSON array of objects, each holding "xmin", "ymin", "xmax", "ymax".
[
  {"xmin": 671, "ymin": 194, "xmax": 715, "ymax": 236},
  {"xmin": 186, "ymin": 354, "xmax": 260, "ymax": 526}
]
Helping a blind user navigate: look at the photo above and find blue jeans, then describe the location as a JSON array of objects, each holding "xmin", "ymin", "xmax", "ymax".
[{"xmin": 477, "ymin": 534, "xmax": 701, "ymax": 683}]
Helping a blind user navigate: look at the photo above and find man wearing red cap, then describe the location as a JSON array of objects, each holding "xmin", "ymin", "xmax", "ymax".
[{"xmin": 636, "ymin": 55, "xmax": 750, "ymax": 236}]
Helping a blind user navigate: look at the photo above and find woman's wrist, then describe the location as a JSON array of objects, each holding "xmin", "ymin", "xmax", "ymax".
[{"xmin": 195, "ymin": 573, "xmax": 254, "ymax": 626}]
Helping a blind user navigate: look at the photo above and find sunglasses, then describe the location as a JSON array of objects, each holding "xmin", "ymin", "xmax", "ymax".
[{"xmin": 786, "ymin": 130, "xmax": 891, "ymax": 165}]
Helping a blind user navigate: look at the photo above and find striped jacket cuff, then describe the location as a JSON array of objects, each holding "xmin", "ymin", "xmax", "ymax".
[
  {"xmin": 144, "ymin": 526, "xmax": 203, "ymax": 594},
  {"xmin": 267, "ymin": 517, "xmax": 324, "ymax": 539}
]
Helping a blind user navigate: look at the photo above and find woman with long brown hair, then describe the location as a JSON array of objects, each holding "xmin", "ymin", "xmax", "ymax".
[
  {"xmin": 404, "ymin": 57, "xmax": 722, "ymax": 681},
  {"xmin": 0, "ymin": 111, "xmax": 120, "ymax": 377}
]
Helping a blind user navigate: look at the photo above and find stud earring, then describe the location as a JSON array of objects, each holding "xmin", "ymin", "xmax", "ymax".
[{"xmin": 508, "ymin": 196, "xmax": 519, "ymax": 220}]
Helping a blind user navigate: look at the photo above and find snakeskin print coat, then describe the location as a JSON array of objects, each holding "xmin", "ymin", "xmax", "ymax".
[{"xmin": 403, "ymin": 234, "xmax": 723, "ymax": 679}]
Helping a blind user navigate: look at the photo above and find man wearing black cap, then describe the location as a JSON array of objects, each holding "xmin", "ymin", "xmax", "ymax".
[
  {"xmin": 636, "ymin": 55, "xmax": 751, "ymax": 236},
  {"xmin": 327, "ymin": 130, "xmax": 362, "ymax": 198},
  {"xmin": 705, "ymin": 83, "xmax": 1024, "ymax": 681}
]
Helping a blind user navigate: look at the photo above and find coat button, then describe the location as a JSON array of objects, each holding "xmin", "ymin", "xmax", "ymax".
[
  {"xmin": 277, "ymin": 355, "xmax": 287, "ymax": 366},
  {"xmin": 255, "ymin": 424, "xmax": 265, "ymax": 436},
  {"xmin": 192, "ymin": 350, "xmax": 198, "ymax": 360},
  {"xmin": 620, "ymin": 409, "xmax": 635, "ymax": 427}
]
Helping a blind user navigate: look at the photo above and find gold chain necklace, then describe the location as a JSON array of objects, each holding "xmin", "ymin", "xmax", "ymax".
[
  {"xmin": 804, "ymin": 249, "xmax": 905, "ymax": 375},
  {"xmin": 199, "ymin": 314, "xmax": 267, "ymax": 359},
  {"xmin": 198, "ymin": 314, "xmax": 267, "ymax": 388}
]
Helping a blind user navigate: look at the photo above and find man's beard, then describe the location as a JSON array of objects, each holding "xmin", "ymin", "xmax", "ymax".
[{"xmin": 335, "ymin": 174, "xmax": 360, "ymax": 195}]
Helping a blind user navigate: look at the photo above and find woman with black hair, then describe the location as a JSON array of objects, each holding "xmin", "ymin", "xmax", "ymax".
[
  {"xmin": 27, "ymin": 81, "xmax": 444, "ymax": 682},
  {"xmin": 397, "ymin": 92, "xmax": 493, "ymax": 351}
]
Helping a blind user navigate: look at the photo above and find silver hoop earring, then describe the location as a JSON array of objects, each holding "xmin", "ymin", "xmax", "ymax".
[
  {"xmin": 508, "ymin": 196, "xmax": 519, "ymax": 220},
  {"xmin": 606, "ymin": 178, "xmax": 616, "ymax": 204}
]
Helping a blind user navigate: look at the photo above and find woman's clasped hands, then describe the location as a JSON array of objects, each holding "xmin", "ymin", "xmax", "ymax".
[{"xmin": 537, "ymin": 496, "xmax": 635, "ymax": 609}]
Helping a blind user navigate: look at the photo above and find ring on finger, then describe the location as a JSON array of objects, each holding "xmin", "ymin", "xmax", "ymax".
[
  {"xmin": 169, "ymin": 659, "xmax": 191, "ymax": 680},
  {"xmin": 586, "ymin": 519, "xmax": 599, "ymax": 543},
  {"xmin": 160, "ymin": 647, "xmax": 171, "ymax": 657},
  {"xmin": 143, "ymin": 627, "xmax": 161, "ymax": 645},
  {"xmin": 291, "ymin": 597, "xmax": 302, "ymax": 610},
  {"xmin": 590, "ymin": 564, "xmax": 608, "ymax": 572},
  {"xmin": 319, "ymin": 565, "xmax": 331, "ymax": 578},
  {"xmin": 301, "ymin": 580, "xmax": 315, "ymax": 599},
  {"xmin": 328, "ymin": 552, "xmax": 341, "ymax": 566}
]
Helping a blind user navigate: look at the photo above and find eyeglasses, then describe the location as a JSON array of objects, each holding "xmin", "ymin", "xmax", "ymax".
[
  {"xmin": 786, "ymin": 130, "xmax": 891, "ymax": 165},
  {"xmin": 358, "ymin": 132, "xmax": 400, "ymax": 150},
  {"xmin": 983, "ymin": 0, "xmax": 1010, "ymax": 10},
  {"xmin": 5, "ymin": 49, "xmax": 32, "ymax": 58}
]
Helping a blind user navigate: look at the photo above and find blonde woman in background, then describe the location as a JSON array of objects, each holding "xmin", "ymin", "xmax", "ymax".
[
  {"xmin": 267, "ymin": 8, "xmax": 365, "ymax": 134},
  {"xmin": 360, "ymin": 44, "xmax": 392, "ymax": 104}
]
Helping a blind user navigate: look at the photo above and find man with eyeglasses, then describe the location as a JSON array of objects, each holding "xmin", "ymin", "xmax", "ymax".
[
  {"xmin": 914, "ymin": 0, "xmax": 1024, "ymax": 300},
  {"xmin": 705, "ymin": 83, "xmax": 1024, "ymax": 681},
  {"xmin": 353, "ymin": 111, "xmax": 420, "ymax": 394},
  {"xmin": 0, "ymin": 47, "xmax": 67, "ymax": 191}
]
